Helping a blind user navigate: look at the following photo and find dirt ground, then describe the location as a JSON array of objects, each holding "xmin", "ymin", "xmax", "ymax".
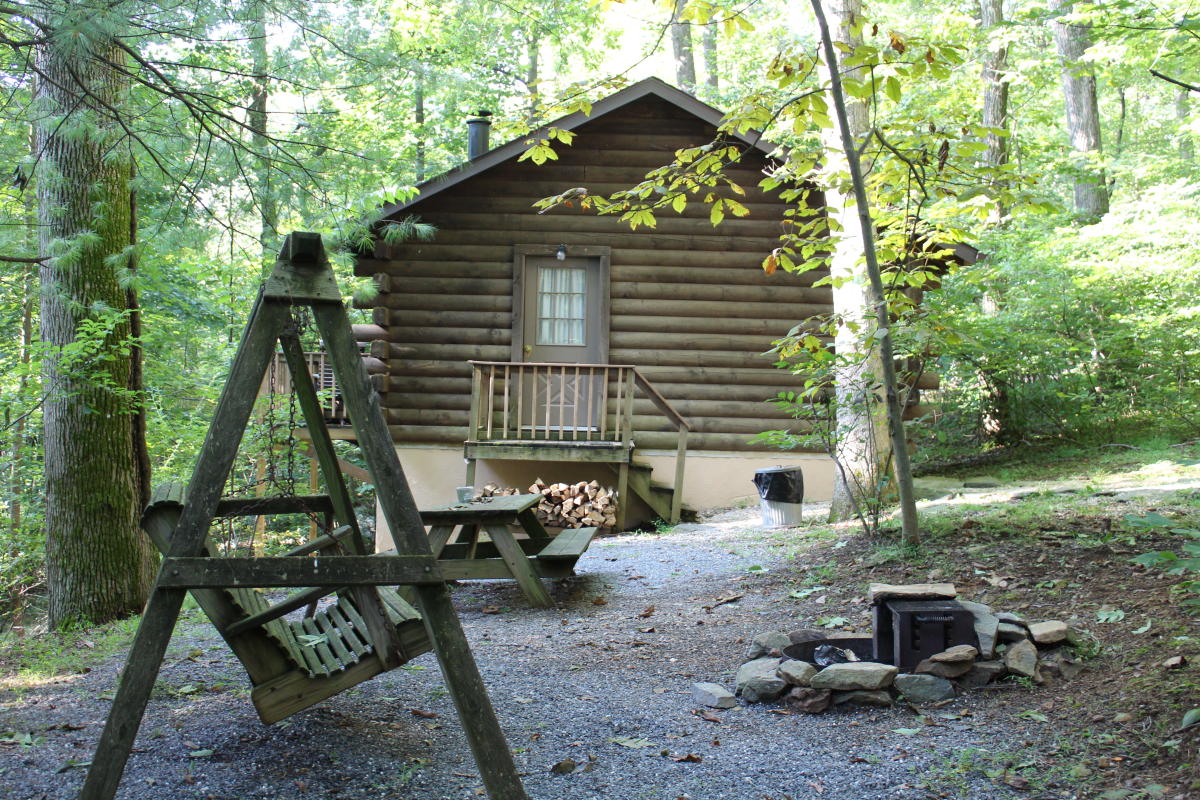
[{"xmin": 2, "ymin": 464, "xmax": 1198, "ymax": 800}]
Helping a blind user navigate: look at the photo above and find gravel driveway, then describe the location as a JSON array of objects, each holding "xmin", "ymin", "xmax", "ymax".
[{"xmin": 3, "ymin": 508, "xmax": 1035, "ymax": 800}]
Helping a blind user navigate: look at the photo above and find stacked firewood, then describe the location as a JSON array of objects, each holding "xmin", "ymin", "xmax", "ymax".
[{"xmin": 479, "ymin": 479, "xmax": 617, "ymax": 529}]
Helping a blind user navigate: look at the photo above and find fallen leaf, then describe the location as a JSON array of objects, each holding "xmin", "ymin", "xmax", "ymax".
[
  {"xmin": 481, "ymin": 605, "xmax": 501, "ymax": 614},
  {"xmin": 692, "ymin": 709, "xmax": 722, "ymax": 723},
  {"xmin": 609, "ymin": 736, "xmax": 655, "ymax": 749},
  {"xmin": 892, "ymin": 728, "xmax": 922, "ymax": 737},
  {"xmin": 187, "ymin": 749, "xmax": 213, "ymax": 758},
  {"xmin": 592, "ymin": 597, "xmax": 609, "ymax": 606},
  {"xmin": 55, "ymin": 760, "xmax": 91, "ymax": 773},
  {"xmin": 637, "ymin": 606, "xmax": 655, "ymax": 618},
  {"xmin": 1163, "ymin": 655, "xmax": 1187, "ymax": 669},
  {"xmin": 670, "ymin": 753, "xmax": 702, "ymax": 763},
  {"xmin": 549, "ymin": 758, "xmax": 576, "ymax": 775},
  {"xmin": 410, "ymin": 709, "xmax": 438, "ymax": 719},
  {"xmin": 639, "ymin": 626, "xmax": 657, "ymax": 633}
]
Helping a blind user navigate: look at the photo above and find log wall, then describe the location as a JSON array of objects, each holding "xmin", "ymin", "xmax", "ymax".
[{"xmin": 355, "ymin": 94, "xmax": 934, "ymax": 452}]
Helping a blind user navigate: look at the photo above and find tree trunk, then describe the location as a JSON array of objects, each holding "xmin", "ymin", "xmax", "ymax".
[
  {"xmin": 36, "ymin": 28, "xmax": 157, "ymax": 628},
  {"xmin": 702, "ymin": 24, "xmax": 718, "ymax": 91},
  {"xmin": 248, "ymin": 0, "xmax": 277, "ymax": 270},
  {"xmin": 812, "ymin": 0, "xmax": 918, "ymax": 542},
  {"xmin": 526, "ymin": 33, "xmax": 540, "ymax": 113},
  {"xmin": 415, "ymin": 65, "xmax": 427, "ymax": 182},
  {"xmin": 10, "ymin": 150, "xmax": 36, "ymax": 532},
  {"xmin": 817, "ymin": 0, "xmax": 891, "ymax": 525},
  {"xmin": 979, "ymin": 0, "xmax": 1009, "ymax": 195},
  {"xmin": 1177, "ymin": 88, "xmax": 1192, "ymax": 161},
  {"xmin": 671, "ymin": 0, "xmax": 696, "ymax": 92},
  {"xmin": 1049, "ymin": 0, "xmax": 1108, "ymax": 221}
]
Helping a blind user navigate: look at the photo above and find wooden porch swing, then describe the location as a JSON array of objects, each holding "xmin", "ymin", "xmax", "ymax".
[{"xmin": 79, "ymin": 233, "xmax": 528, "ymax": 800}]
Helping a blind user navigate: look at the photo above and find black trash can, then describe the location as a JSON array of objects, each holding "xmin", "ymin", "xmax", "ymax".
[{"xmin": 752, "ymin": 466, "xmax": 804, "ymax": 527}]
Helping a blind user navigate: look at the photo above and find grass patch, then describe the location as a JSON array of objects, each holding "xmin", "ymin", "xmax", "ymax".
[{"xmin": 0, "ymin": 615, "xmax": 140, "ymax": 689}]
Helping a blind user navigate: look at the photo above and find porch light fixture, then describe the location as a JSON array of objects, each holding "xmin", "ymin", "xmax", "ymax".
[{"xmin": 555, "ymin": 244, "xmax": 567, "ymax": 261}]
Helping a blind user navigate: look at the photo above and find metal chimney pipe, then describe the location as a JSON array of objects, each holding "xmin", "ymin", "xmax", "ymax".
[{"xmin": 466, "ymin": 111, "xmax": 492, "ymax": 160}]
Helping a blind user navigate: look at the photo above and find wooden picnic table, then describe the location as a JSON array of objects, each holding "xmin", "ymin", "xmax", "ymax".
[{"xmin": 419, "ymin": 494, "xmax": 597, "ymax": 608}]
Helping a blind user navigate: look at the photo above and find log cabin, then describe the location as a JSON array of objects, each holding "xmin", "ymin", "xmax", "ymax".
[{"xmin": 353, "ymin": 77, "xmax": 960, "ymax": 533}]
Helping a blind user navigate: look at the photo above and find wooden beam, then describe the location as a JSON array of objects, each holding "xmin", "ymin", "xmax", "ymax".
[{"xmin": 158, "ymin": 555, "xmax": 443, "ymax": 588}]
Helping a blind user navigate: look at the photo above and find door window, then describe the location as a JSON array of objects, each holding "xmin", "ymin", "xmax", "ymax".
[{"xmin": 536, "ymin": 267, "xmax": 586, "ymax": 346}]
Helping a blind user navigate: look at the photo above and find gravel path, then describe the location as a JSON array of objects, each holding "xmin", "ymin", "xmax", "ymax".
[{"xmin": 3, "ymin": 508, "xmax": 1036, "ymax": 800}]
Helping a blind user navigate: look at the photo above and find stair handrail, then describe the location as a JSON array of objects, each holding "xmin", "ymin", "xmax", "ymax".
[{"xmin": 631, "ymin": 368, "xmax": 688, "ymax": 524}]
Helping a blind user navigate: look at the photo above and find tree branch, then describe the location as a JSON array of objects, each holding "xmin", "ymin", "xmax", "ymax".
[{"xmin": 1150, "ymin": 69, "xmax": 1200, "ymax": 93}]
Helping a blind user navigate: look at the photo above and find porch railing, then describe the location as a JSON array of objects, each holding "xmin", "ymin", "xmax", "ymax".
[{"xmin": 467, "ymin": 361, "xmax": 690, "ymax": 522}]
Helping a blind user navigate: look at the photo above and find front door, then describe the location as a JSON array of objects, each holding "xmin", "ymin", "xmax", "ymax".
[{"xmin": 514, "ymin": 247, "xmax": 609, "ymax": 434}]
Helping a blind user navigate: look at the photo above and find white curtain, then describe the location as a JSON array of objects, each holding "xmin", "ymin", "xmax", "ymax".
[{"xmin": 537, "ymin": 267, "xmax": 586, "ymax": 345}]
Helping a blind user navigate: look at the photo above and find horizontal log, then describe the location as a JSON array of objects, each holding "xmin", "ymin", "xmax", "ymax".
[
  {"xmin": 390, "ymin": 326, "xmax": 511, "ymax": 346},
  {"xmin": 380, "ymin": 291, "xmax": 513, "ymax": 313},
  {"xmin": 382, "ymin": 376, "xmax": 473, "ymax": 396},
  {"xmin": 632, "ymin": 365, "xmax": 798, "ymax": 385},
  {"xmin": 352, "ymin": 324, "xmax": 388, "ymax": 342},
  {"xmin": 611, "ymin": 298, "xmax": 829, "ymax": 320},
  {"xmin": 609, "ymin": 347, "xmax": 782, "ymax": 369},
  {"xmin": 372, "ymin": 308, "xmax": 511, "ymax": 329},
  {"xmin": 158, "ymin": 555, "xmax": 443, "ymax": 588},
  {"xmin": 415, "ymin": 228, "xmax": 783, "ymax": 255},
  {"xmin": 370, "ymin": 341, "xmax": 420, "ymax": 360},
  {"xmin": 387, "ymin": 408, "xmax": 470, "ymax": 427},
  {"xmin": 387, "ymin": 392, "xmax": 471, "ymax": 410},
  {"xmin": 480, "ymin": 163, "xmax": 770, "ymax": 188},
  {"xmin": 419, "ymin": 194, "xmax": 792, "ymax": 220},
  {"xmin": 612, "ymin": 281, "xmax": 830, "ymax": 305},
  {"xmin": 365, "ymin": 356, "xmax": 390, "ymax": 375},
  {"xmin": 388, "ymin": 360, "xmax": 475, "ymax": 378},
  {"xmin": 628, "ymin": 413, "xmax": 813, "ymax": 435},
  {"xmin": 384, "ymin": 342, "xmax": 509, "ymax": 362},
  {"xmin": 445, "ymin": 180, "xmax": 781, "ymax": 206},
  {"xmin": 610, "ymin": 331, "xmax": 787, "ymax": 353},
  {"xmin": 611, "ymin": 264, "xmax": 827, "ymax": 287},
  {"xmin": 389, "ymin": 424, "xmax": 469, "ymax": 444},
  {"xmin": 418, "ymin": 211, "xmax": 787, "ymax": 239},
  {"xmin": 611, "ymin": 314, "xmax": 817, "ymax": 337},
  {"xmin": 359, "ymin": 259, "xmax": 512, "ymax": 282},
  {"xmin": 376, "ymin": 242, "xmax": 773, "ymax": 270},
  {"xmin": 377, "ymin": 276, "xmax": 512, "ymax": 296}
]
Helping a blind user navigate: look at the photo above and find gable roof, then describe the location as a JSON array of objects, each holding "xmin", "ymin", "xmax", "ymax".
[{"xmin": 377, "ymin": 77, "xmax": 779, "ymax": 218}]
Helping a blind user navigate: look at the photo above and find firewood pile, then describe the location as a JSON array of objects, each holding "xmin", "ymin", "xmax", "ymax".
[{"xmin": 479, "ymin": 479, "xmax": 618, "ymax": 529}]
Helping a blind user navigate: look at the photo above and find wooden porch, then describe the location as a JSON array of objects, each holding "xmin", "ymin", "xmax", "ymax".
[{"xmin": 464, "ymin": 361, "xmax": 691, "ymax": 527}]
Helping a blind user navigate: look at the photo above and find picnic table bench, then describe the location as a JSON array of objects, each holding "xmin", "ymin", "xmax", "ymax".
[{"xmin": 418, "ymin": 494, "xmax": 597, "ymax": 607}]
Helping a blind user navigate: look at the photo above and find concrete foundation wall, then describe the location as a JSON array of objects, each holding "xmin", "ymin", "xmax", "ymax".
[{"xmin": 375, "ymin": 445, "xmax": 834, "ymax": 550}]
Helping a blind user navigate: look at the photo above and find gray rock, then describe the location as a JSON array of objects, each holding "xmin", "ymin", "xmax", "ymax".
[
  {"xmin": 735, "ymin": 657, "xmax": 787, "ymax": 703},
  {"xmin": 833, "ymin": 689, "xmax": 893, "ymax": 707},
  {"xmin": 778, "ymin": 660, "xmax": 818, "ymax": 687},
  {"xmin": 930, "ymin": 644, "xmax": 978, "ymax": 663},
  {"xmin": 868, "ymin": 582, "xmax": 957, "ymax": 604},
  {"xmin": 1038, "ymin": 649, "xmax": 1084, "ymax": 682},
  {"xmin": 915, "ymin": 658, "xmax": 973, "ymax": 679},
  {"xmin": 957, "ymin": 600, "xmax": 999, "ymax": 659},
  {"xmin": 958, "ymin": 660, "xmax": 1007, "ymax": 689},
  {"xmin": 997, "ymin": 622, "xmax": 1029, "ymax": 642},
  {"xmin": 787, "ymin": 628, "xmax": 827, "ymax": 645},
  {"xmin": 810, "ymin": 661, "xmax": 898, "ymax": 691},
  {"xmin": 745, "ymin": 631, "xmax": 792, "ymax": 660},
  {"xmin": 1005, "ymin": 639, "xmax": 1039, "ymax": 678},
  {"xmin": 786, "ymin": 687, "xmax": 832, "ymax": 714},
  {"xmin": 1028, "ymin": 620, "xmax": 1068, "ymax": 644},
  {"xmin": 894, "ymin": 673, "xmax": 956, "ymax": 703},
  {"xmin": 996, "ymin": 612, "xmax": 1027, "ymax": 625},
  {"xmin": 692, "ymin": 682, "xmax": 736, "ymax": 709}
]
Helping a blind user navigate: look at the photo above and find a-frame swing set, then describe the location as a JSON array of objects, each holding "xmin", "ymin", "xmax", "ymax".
[{"xmin": 79, "ymin": 233, "xmax": 529, "ymax": 800}]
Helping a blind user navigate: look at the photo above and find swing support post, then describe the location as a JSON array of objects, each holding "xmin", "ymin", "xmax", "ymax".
[{"xmin": 79, "ymin": 233, "xmax": 529, "ymax": 800}]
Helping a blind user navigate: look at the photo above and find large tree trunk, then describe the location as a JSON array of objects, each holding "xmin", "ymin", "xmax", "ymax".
[
  {"xmin": 671, "ymin": 0, "xmax": 696, "ymax": 92},
  {"xmin": 702, "ymin": 24, "xmax": 719, "ymax": 91},
  {"xmin": 1049, "ymin": 0, "xmax": 1108, "ymax": 221},
  {"xmin": 248, "ymin": 0, "xmax": 277, "ymax": 270},
  {"xmin": 36, "ymin": 29, "xmax": 157, "ymax": 628},
  {"xmin": 818, "ymin": 0, "xmax": 891, "ymax": 524},
  {"xmin": 979, "ymin": 0, "xmax": 1009, "ymax": 192}
]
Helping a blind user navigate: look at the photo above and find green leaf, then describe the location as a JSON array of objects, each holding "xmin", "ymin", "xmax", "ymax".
[
  {"xmin": 892, "ymin": 727, "xmax": 922, "ymax": 736},
  {"xmin": 1181, "ymin": 708, "xmax": 1200, "ymax": 728},
  {"xmin": 884, "ymin": 76, "xmax": 901, "ymax": 102},
  {"xmin": 1133, "ymin": 620, "xmax": 1152, "ymax": 634},
  {"xmin": 1096, "ymin": 608, "xmax": 1125, "ymax": 623},
  {"xmin": 609, "ymin": 736, "xmax": 655, "ymax": 748},
  {"xmin": 188, "ymin": 749, "xmax": 214, "ymax": 758}
]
